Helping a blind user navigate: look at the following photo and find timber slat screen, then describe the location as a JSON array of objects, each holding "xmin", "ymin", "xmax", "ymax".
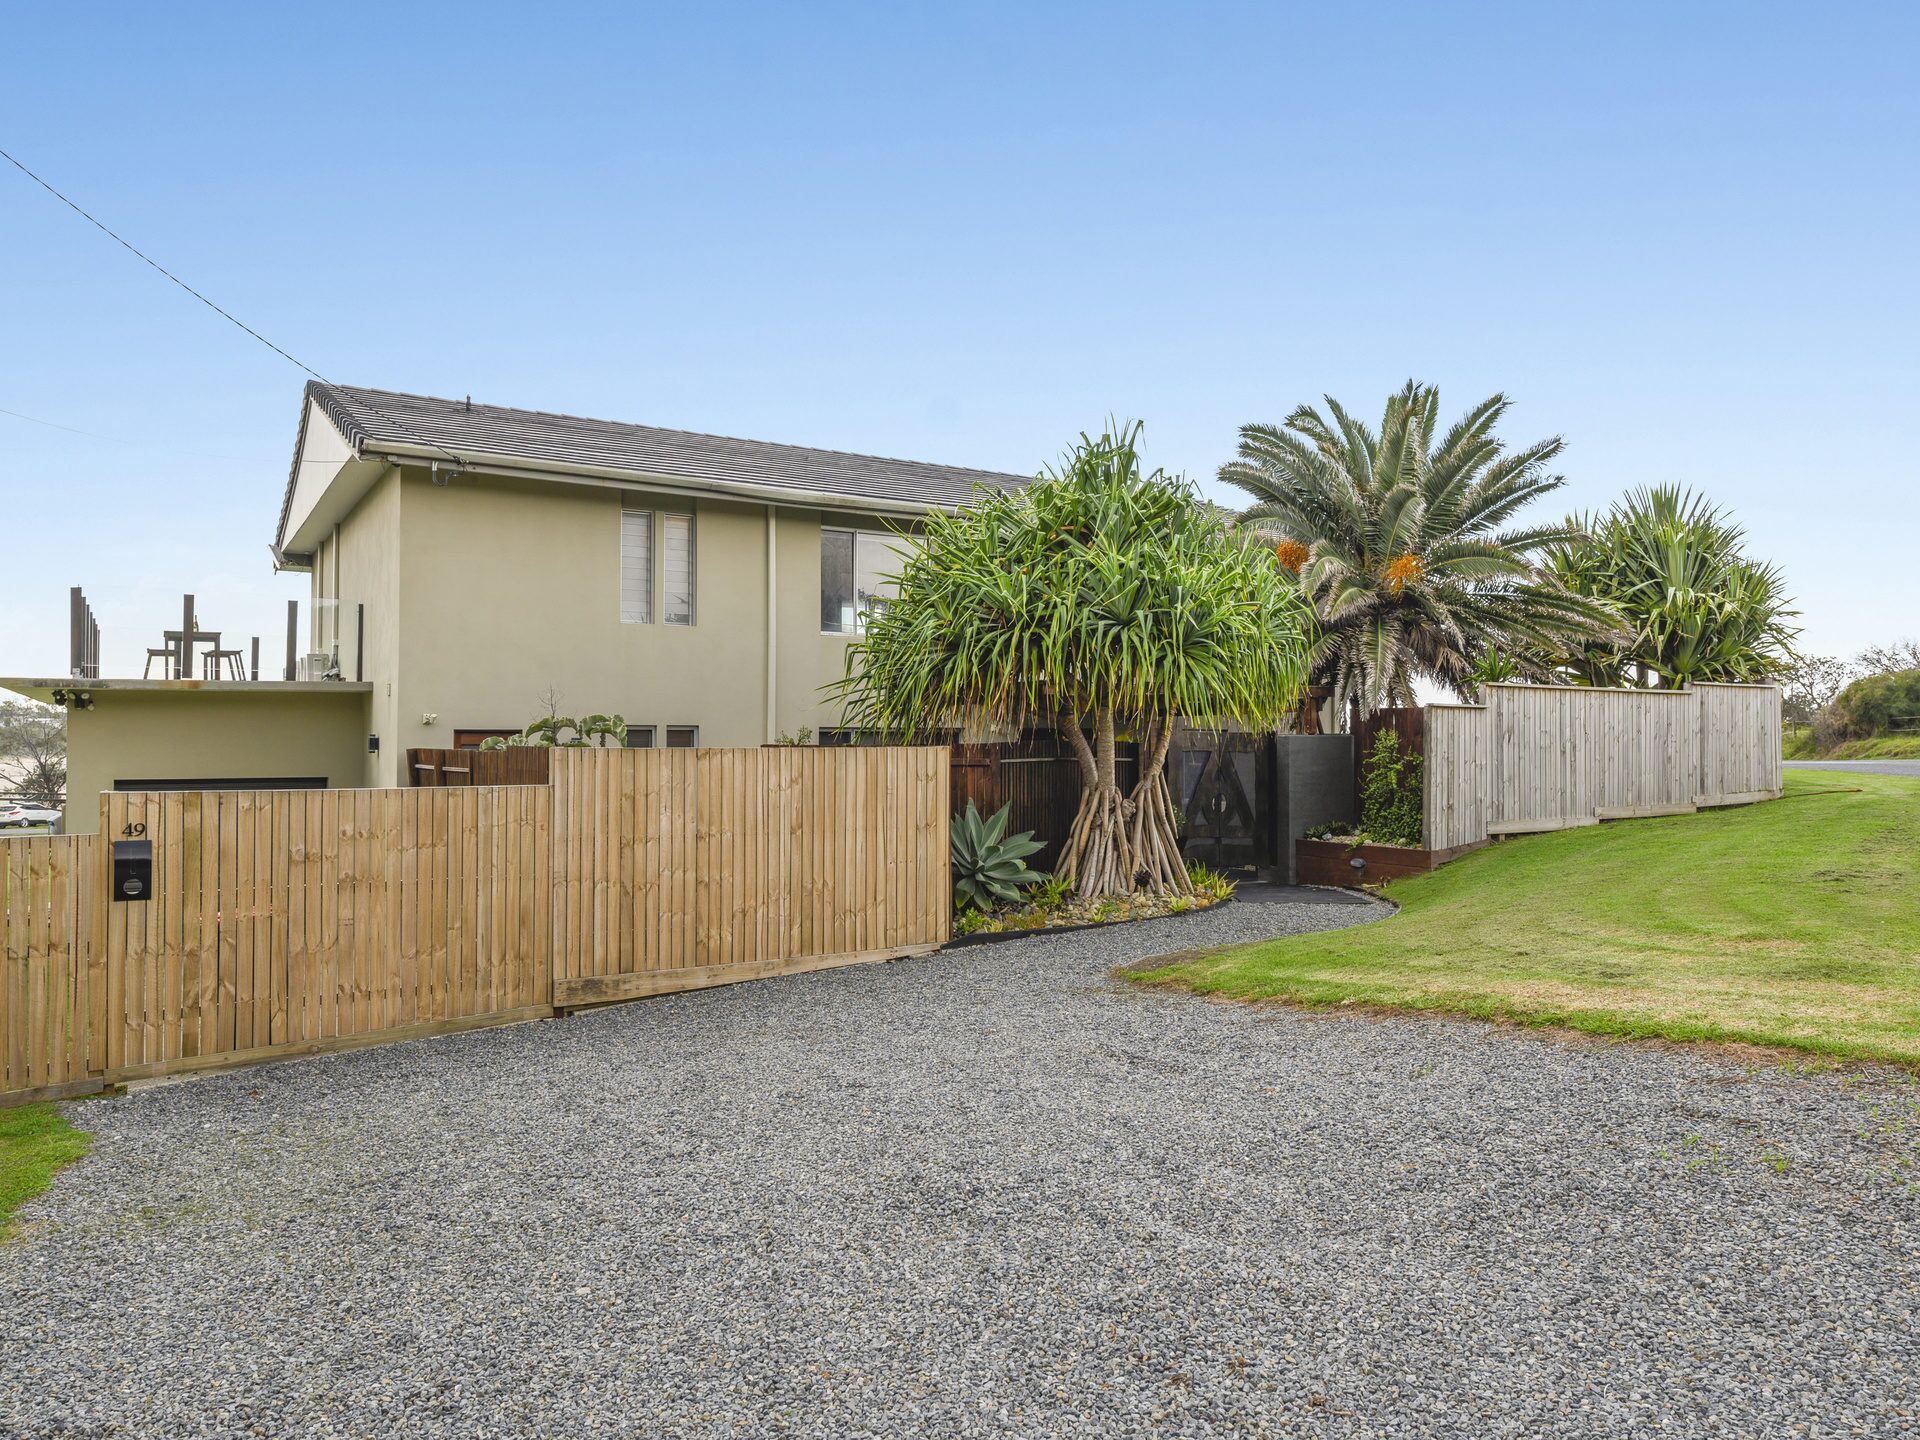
[
  {"xmin": 408, "ymin": 747, "xmax": 553, "ymax": 787},
  {"xmin": 1, "ymin": 835, "xmax": 98, "ymax": 1097},
  {"xmin": 949, "ymin": 741, "xmax": 1136, "ymax": 875},
  {"xmin": 1424, "ymin": 682, "xmax": 1783, "ymax": 850},
  {"xmin": 0, "ymin": 745, "xmax": 950, "ymax": 1100}
]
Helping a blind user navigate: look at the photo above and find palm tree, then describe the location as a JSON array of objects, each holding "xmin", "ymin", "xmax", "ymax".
[
  {"xmin": 832, "ymin": 423, "xmax": 1314, "ymax": 899},
  {"xmin": 1544, "ymin": 486, "xmax": 1797, "ymax": 688},
  {"xmin": 1219, "ymin": 383, "xmax": 1615, "ymax": 711}
]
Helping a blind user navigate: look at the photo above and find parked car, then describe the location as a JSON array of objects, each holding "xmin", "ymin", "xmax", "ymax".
[{"xmin": 0, "ymin": 800, "xmax": 61, "ymax": 828}]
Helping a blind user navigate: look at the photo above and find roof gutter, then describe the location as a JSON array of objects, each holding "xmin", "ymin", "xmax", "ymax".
[{"xmin": 356, "ymin": 442, "xmax": 954, "ymax": 520}]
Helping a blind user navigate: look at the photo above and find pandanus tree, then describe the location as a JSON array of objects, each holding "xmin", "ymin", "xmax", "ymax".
[
  {"xmin": 1544, "ymin": 486, "xmax": 1797, "ymax": 688},
  {"xmin": 831, "ymin": 423, "xmax": 1313, "ymax": 900},
  {"xmin": 1220, "ymin": 382, "xmax": 1617, "ymax": 709}
]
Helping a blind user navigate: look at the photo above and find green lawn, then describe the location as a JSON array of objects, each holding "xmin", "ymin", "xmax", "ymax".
[
  {"xmin": 1136, "ymin": 770, "xmax": 1920, "ymax": 1065},
  {"xmin": 1, "ymin": 1103, "xmax": 91, "ymax": 1238}
]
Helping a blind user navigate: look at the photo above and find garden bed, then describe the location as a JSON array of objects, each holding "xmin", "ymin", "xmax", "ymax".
[
  {"xmin": 947, "ymin": 890, "xmax": 1233, "ymax": 948},
  {"xmin": 1295, "ymin": 835, "xmax": 1480, "ymax": 886}
]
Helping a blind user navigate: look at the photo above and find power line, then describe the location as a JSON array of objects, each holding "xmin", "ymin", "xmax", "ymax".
[
  {"xmin": 0, "ymin": 145, "xmax": 465, "ymax": 469},
  {"xmin": 0, "ymin": 404, "xmax": 111, "ymax": 439}
]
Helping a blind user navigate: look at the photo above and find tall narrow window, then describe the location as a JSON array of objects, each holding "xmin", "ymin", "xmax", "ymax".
[
  {"xmin": 663, "ymin": 513, "xmax": 695, "ymax": 626},
  {"xmin": 620, "ymin": 502, "xmax": 653, "ymax": 624},
  {"xmin": 820, "ymin": 529, "xmax": 854, "ymax": 632}
]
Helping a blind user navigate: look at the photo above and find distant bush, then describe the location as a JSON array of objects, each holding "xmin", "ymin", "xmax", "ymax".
[{"xmin": 1825, "ymin": 668, "xmax": 1920, "ymax": 741}]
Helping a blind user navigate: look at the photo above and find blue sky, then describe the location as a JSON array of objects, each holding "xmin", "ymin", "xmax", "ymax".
[{"xmin": 2, "ymin": 1, "xmax": 1914, "ymax": 677}]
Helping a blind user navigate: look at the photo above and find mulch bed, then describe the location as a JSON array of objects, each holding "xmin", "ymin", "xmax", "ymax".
[{"xmin": 944, "ymin": 894, "xmax": 1233, "ymax": 949}]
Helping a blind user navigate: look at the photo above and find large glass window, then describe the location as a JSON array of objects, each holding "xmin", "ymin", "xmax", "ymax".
[
  {"xmin": 663, "ymin": 513, "xmax": 695, "ymax": 626},
  {"xmin": 619, "ymin": 502, "xmax": 653, "ymax": 624},
  {"xmin": 821, "ymin": 527, "xmax": 910, "ymax": 633}
]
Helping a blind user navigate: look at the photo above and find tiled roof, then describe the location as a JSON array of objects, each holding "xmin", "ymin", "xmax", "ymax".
[{"xmin": 301, "ymin": 382, "xmax": 1033, "ymax": 510}]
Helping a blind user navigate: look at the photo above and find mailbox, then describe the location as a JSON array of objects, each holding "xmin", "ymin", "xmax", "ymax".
[{"xmin": 112, "ymin": 839, "xmax": 153, "ymax": 903}]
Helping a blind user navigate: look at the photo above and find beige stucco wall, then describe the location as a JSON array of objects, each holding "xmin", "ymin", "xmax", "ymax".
[
  {"xmin": 308, "ymin": 468, "xmax": 885, "ymax": 783},
  {"xmin": 318, "ymin": 467, "xmax": 402, "ymax": 785},
  {"xmin": 60, "ymin": 689, "xmax": 372, "ymax": 833}
]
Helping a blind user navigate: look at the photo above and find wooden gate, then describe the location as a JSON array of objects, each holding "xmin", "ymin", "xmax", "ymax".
[{"xmin": 100, "ymin": 786, "xmax": 552, "ymax": 1081}]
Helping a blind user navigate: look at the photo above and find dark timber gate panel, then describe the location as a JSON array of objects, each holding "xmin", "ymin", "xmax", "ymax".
[
  {"xmin": 1170, "ymin": 730, "xmax": 1275, "ymax": 876},
  {"xmin": 949, "ymin": 739, "xmax": 1137, "ymax": 875}
]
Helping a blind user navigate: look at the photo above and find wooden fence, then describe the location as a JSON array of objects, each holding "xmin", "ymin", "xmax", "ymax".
[
  {"xmin": 2, "ymin": 835, "xmax": 98, "ymax": 1098},
  {"xmin": 1424, "ymin": 682, "xmax": 1782, "ymax": 850},
  {"xmin": 1, "ymin": 746, "xmax": 948, "ymax": 1102},
  {"xmin": 1696, "ymin": 683, "xmax": 1786, "ymax": 805},
  {"xmin": 551, "ymin": 747, "xmax": 948, "ymax": 1006}
]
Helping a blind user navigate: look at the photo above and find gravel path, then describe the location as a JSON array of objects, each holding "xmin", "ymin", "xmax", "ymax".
[{"xmin": 5, "ymin": 898, "xmax": 1918, "ymax": 1438}]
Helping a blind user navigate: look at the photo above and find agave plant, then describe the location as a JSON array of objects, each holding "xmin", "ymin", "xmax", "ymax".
[
  {"xmin": 1545, "ymin": 486, "xmax": 1797, "ymax": 688},
  {"xmin": 949, "ymin": 801, "xmax": 1047, "ymax": 913},
  {"xmin": 1220, "ymin": 382, "xmax": 1619, "ymax": 709}
]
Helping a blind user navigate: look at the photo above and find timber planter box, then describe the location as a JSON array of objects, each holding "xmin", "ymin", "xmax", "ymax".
[{"xmin": 1296, "ymin": 836, "xmax": 1446, "ymax": 886}]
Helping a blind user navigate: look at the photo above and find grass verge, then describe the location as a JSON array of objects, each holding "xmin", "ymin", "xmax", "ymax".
[
  {"xmin": 1, "ymin": 1103, "xmax": 91, "ymax": 1238},
  {"xmin": 1786, "ymin": 734, "xmax": 1920, "ymax": 761},
  {"xmin": 1134, "ymin": 770, "xmax": 1920, "ymax": 1065}
]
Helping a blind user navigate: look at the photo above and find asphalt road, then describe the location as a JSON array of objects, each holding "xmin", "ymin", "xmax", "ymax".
[{"xmin": 1785, "ymin": 759, "xmax": 1920, "ymax": 778}]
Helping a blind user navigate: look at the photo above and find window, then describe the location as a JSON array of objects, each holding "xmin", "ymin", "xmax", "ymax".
[
  {"xmin": 620, "ymin": 502, "xmax": 653, "ymax": 624},
  {"xmin": 821, "ymin": 528, "xmax": 910, "ymax": 633},
  {"xmin": 663, "ymin": 513, "xmax": 695, "ymax": 625},
  {"xmin": 665, "ymin": 725, "xmax": 698, "ymax": 749},
  {"xmin": 625, "ymin": 725, "xmax": 655, "ymax": 749},
  {"xmin": 820, "ymin": 529, "xmax": 854, "ymax": 632},
  {"xmin": 453, "ymin": 729, "xmax": 517, "ymax": 749}
]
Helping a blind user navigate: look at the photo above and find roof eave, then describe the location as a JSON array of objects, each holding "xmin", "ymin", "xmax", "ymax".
[{"xmin": 358, "ymin": 440, "xmax": 966, "ymax": 517}]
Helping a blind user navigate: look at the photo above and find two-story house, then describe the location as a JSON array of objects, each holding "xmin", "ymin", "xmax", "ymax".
[
  {"xmin": 7, "ymin": 384, "xmax": 1030, "ymax": 828},
  {"xmin": 277, "ymin": 384, "xmax": 1029, "ymax": 782}
]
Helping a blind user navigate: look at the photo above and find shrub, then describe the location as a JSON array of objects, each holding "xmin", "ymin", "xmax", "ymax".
[
  {"xmin": 949, "ymin": 801, "xmax": 1047, "ymax": 913},
  {"xmin": 1027, "ymin": 875, "xmax": 1073, "ymax": 913},
  {"xmin": 1359, "ymin": 730, "xmax": 1424, "ymax": 847},
  {"xmin": 1185, "ymin": 861, "xmax": 1237, "ymax": 902},
  {"xmin": 480, "ymin": 712, "xmax": 626, "ymax": 749},
  {"xmin": 1826, "ymin": 668, "xmax": 1920, "ymax": 741}
]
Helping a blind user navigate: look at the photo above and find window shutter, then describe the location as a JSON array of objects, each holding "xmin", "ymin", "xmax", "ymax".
[
  {"xmin": 663, "ymin": 513, "xmax": 695, "ymax": 625},
  {"xmin": 620, "ymin": 503, "xmax": 653, "ymax": 624}
]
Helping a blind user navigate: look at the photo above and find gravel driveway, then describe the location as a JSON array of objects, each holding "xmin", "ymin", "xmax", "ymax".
[{"xmin": 6, "ymin": 898, "xmax": 1917, "ymax": 1438}]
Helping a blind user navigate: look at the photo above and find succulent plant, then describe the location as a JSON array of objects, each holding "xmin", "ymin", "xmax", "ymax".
[{"xmin": 949, "ymin": 800, "xmax": 1046, "ymax": 913}]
